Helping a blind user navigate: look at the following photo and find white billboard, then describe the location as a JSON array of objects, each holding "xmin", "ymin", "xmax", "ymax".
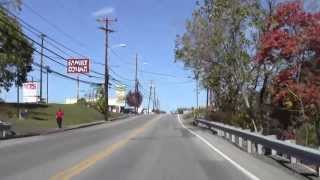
[
  {"xmin": 22, "ymin": 82, "xmax": 39, "ymax": 103},
  {"xmin": 115, "ymin": 85, "xmax": 126, "ymax": 106}
]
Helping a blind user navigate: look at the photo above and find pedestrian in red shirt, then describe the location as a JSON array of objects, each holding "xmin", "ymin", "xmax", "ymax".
[{"xmin": 55, "ymin": 108, "xmax": 64, "ymax": 128}]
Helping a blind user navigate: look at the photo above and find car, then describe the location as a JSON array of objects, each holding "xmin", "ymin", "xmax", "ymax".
[{"xmin": 123, "ymin": 108, "xmax": 136, "ymax": 114}]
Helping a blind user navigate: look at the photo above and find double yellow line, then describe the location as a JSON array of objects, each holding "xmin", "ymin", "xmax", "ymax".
[{"xmin": 50, "ymin": 119, "xmax": 155, "ymax": 180}]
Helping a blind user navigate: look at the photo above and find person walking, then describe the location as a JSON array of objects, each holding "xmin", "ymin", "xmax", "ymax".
[{"xmin": 55, "ymin": 108, "xmax": 64, "ymax": 129}]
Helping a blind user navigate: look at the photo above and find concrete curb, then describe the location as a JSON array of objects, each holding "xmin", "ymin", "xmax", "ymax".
[{"xmin": 0, "ymin": 114, "xmax": 130, "ymax": 140}]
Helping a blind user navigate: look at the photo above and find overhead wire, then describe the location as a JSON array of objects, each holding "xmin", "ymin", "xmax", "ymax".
[
  {"xmin": 22, "ymin": 2, "xmax": 86, "ymax": 48},
  {"xmin": 1, "ymin": 7, "xmax": 105, "ymax": 76},
  {"xmin": 0, "ymin": 12, "xmax": 105, "ymax": 79}
]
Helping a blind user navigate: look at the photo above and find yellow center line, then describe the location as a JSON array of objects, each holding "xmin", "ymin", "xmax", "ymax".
[{"xmin": 50, "ymin": 119, "xmax": 156, "ymax": 180}]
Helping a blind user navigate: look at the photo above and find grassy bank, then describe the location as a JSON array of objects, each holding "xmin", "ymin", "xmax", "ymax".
[{"xmin": 0, "ymin": 103, "xmax": 119, "ymax": 134}]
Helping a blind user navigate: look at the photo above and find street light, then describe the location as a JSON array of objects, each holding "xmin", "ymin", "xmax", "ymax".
[
  {"xmin": 111, "ymin": 43, "xmax": 127, "ymax": 49},
  {"xmin": 92, "ymin": 44, "xmax": 127, "ymax": 66}
]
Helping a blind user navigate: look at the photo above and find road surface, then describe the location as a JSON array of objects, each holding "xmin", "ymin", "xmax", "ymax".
[{"xmin": 0, "ymin": 115, "xmax": 305, "ymax": 180}]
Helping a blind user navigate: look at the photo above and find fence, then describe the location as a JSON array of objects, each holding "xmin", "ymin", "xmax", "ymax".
[{"xmin": 194, "ymin": 118, "xmax": 320, "ymax": 176}]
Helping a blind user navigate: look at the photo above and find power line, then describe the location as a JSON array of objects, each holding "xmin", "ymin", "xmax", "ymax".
[
  {"xmin": 109, "ymin": 68, "xmax": 134, "ymax": 82},
  {"xmin": 22, "ymin": 2, "xmax": 86, "ymax": 48},
  {"xmin": 110, "ymin": 49, "xmax": 135, "ymax": 65},
  {"xmin": 3, "ymin": 6, "xmax": 191, "ymax": 83},
  {"xmin": 2, "ymin": 10, "xmax": 130, "ymax": 87},
  {"xmin": 0, "ymin": 13, "xmax": 104, "ymax": 78},
  {"xmin": 32, "ymin": 62, "xmax": 101, "ymax": 86}
]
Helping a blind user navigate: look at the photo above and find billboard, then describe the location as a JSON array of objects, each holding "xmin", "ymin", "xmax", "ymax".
[
  {"xmin": 115, "ymin": 85, "xmax": 126, "ymax": 105},
  {"xmin": 22, "ymin": 82, "xmax": 39, "ymax": 103},
  {"xmin": 67, "ymin": 58, "xmax": 90, "ymax": 73}
]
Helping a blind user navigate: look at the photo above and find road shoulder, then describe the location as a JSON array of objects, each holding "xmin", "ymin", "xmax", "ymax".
[{"xmin": 178, "ymin": 115, "xmax": 308, "ymax": 180}]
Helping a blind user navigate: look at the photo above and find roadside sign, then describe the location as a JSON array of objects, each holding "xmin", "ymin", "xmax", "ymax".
[
  {"xmin": 67, "ymin": 58, "xmax": 90, "ymax": 73},
  {"xmin": 22, "ymin": 82, "xmax": 39, "ymax": 103}
]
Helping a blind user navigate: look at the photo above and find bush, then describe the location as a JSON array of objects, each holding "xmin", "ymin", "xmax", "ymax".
[{"xmin": 77, "ymin": 98, "xmax": 87, "ymax": 105}]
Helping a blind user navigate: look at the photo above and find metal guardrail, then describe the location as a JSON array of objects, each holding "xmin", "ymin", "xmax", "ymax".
[
  {"xmin": 195, "ymin": 119, "xmax": 320, "ymax": 175},
  {"xmin": 0, "ymin": 121, "xmax": 11, "ymax": 138}
]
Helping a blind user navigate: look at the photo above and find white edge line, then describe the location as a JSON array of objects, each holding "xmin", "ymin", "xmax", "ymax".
[{"xmin": 177, "ymin": 114, "xmax": 261, "ymax": 180}]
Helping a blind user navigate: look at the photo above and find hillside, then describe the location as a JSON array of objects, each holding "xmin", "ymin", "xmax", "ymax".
[{"xmin": 0, "ymin": 103, "xmax": 115, "ymax": 134}]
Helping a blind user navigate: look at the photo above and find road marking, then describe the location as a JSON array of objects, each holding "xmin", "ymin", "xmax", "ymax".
[
  {"xmin": 50, "ymin": 116, "xmax": 158, "ymax": 180},
  {"xmin": 177, "ymin": 115, "xmax": 261, "ymax": 180}
]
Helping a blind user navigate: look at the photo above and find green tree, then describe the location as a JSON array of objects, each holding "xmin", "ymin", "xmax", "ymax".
[
  {"xmin": 0, "ymin": 0, "xmax": 22, "ymax": 11},
  {"xmin": 0, "ymin": 6, "xmax": 33, "ymax": 92},
  {"xmin": 175, "ymin": 0, "xmax": 263, "ymax": 131}
]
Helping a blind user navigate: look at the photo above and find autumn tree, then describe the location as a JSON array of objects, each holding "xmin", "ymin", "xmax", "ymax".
[{"xmin": 255, "ymin": 1, "xmax": 320, "ymax": 144}]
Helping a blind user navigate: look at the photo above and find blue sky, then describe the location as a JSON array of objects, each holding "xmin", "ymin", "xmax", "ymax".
[{"xmin": 1, "ymin": 0, "xmax": 206, "ymax": 111}]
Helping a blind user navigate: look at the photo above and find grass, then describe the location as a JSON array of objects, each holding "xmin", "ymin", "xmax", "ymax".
[{"xmin": 0, "ymin": 103, "xmax": 120, "ymax": 134}]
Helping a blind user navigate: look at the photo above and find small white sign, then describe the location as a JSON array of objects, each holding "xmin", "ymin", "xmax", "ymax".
[{"xmin": 22, "ymin": 82, "xmax": 39, "ymax": 103}]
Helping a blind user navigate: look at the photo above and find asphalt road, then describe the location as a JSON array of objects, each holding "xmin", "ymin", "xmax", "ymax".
[{"xmin": 0, "ymin": 114, "xmax": 305, "ymax": 180}]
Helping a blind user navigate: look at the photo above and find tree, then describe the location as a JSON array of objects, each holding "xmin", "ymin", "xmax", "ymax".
[
  {"xmin": 175, "ymin": 0, "xmax": 263, "ymax": 131},
  {"xmin": 126, "ymin": 90, "xmax": 143, "ymax": 109},
  {"xmin": 255, "ymin": 1, "xmax": 320, "ymax": 144},
  {"xmin": 0, "ymin": 0, "xmax": 22, "ymax": 11},
  {"xmin": 0, "ymin": 7, "xmax": 33, "ymax": 92},
  {"xmin": 94, "ymin": 85, "xmax": 107, "ymax": 114}
]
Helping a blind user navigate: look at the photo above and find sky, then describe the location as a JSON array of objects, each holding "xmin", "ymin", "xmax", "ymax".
[{"xmin": 1, "ymin": 0, "xmax": 206, "ymax": 111}]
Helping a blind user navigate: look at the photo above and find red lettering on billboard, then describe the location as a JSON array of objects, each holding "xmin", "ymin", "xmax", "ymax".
[{"xmin": 67, "ymin": 59, "xmax": 90, "ymax": 73}]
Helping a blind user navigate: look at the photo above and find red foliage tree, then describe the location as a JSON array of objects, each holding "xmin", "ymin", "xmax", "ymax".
[
  {"xmin": 126, "ymin": 90, "xmax": 143, "ymax": 108},
  {"xmin": 255, "ymin": 1, "xmax": 320, "ymax": 143}
]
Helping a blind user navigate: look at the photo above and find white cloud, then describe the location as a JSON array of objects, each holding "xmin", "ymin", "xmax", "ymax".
[{"xmin": 92, "ymin": 6, "xmax": 114, "ymax": 17}]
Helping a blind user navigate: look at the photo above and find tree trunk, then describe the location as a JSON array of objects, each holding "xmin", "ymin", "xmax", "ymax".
[
  {"xmin": 305, "ymin": 125, "xmax": 309, "ymax": 146},
  {"xmin": 315, "ymin": 115, "xmax": 320, "ymax": 147}
]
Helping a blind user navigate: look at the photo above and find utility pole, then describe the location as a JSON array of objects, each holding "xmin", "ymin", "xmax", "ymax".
[
  {"xmin": 194, "ymin": 72, "xmax": 199, "ymax": 118},
  {"xmin": 196, "ymin": 76, "xmax": 199, "ymax": 110},
  {"xmin": 39, "ymin": 34, "xmax": 45, "ymax": 103},
  {"xmin": 157, "ymin": 96, "xmax": 160, "ymax": 111},
  {"xmin": 17, "ymin": 85, "xmax": 20, "ymax": 118},
  {"xmin": 98, "ymin": 17, "xmax": 116, "ymax": 121},
  {"xmin": 206, "ymin": 88, "xmax": 209, "ymax": 109},
  {"xmin": 147, "ymin": 81, "xmax": 153, "ymax": 114},
  {"xmin": 153, "ymin": 85, "xmax": 156, "ymax": 112},
  {"xmin": 76, "ymin": 75, "xmax": 79, "ymax": 101},
  {"xmin": 46, "ymin": 66, "xmax": 49, "ymax": 104},
  {"xmin": 206, "ymin": 87, "xmax": 209, "ymax": 118},
  {"xmin": 134, "ymin": 53, "xmax": 139, "ymax": 114}
]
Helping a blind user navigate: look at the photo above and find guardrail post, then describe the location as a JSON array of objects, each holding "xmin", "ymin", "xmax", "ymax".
[
  {"xmin": 231, "ymin": 134, "xmax": 235, "ymax": 143},
  {"xmin": 247, "ymin": 140, "xmax": 252, "ymax": 153},
  {"xmin": 238, "ymin": 137, "xmax": 243, "ymax": 148},
  {"xmin": 226, "ymin": 132, "xmax": 230, "ymax": 140},
  {"xmin": 257, "ymin": 144, "xmax": 263, "ymax": 155},
  {"xmin": 271, "ymin": 149, "xmax": 277, "ymax": 155},
  {"xmin": 290, "ymin": 156, "xmax": 297, "ymax": 163},
  {"xmin": 2, "ymin": 130, "xmax": 6, "ymax": 138}
]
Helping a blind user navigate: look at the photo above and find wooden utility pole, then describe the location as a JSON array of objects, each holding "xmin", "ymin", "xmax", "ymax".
[
  {"xmin": 134, "ymin": 53, "xmax": 139, "ymax": 114},
  {"xmin": 76, "ymin": 75, "xmax": 79, "ymax": 101},
  {"xmin": 46, "ymin": 66, "xmax": 49, "ymax": 104},
  {"xmin": 98, "ymin": 17, "xmax": 116, "ymax": 121},
  {"xmin": 147, "ymin": 81, "xmax": 153, "ymax": 114},
  {"xmin": 39, "ymin": 34, "xmax": 45, "ymax": 103},
  {"xmin": 153, "ymin": 85, "xmax": 156, "ymax": 112},
  {"xmin": 196, "ymin": 73, "xmax": 199, "ymax": 110}
]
